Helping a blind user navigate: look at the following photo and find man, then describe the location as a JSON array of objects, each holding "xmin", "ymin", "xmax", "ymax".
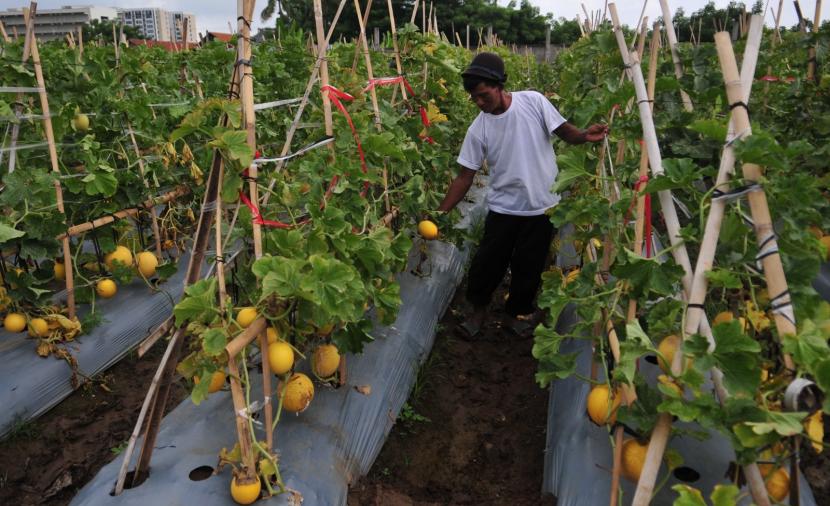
[{"xmin": 437, "ymin": 52, "xmax": 608, "ymax": 337}]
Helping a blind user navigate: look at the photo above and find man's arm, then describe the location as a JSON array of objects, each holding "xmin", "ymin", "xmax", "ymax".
[
  {"xmin": 437, "ymin": 166, "xmax": 477, "ymax": 212},
  {"xmin": 554, "ymin": 122, "xmax": 609, "ymax": 145}
]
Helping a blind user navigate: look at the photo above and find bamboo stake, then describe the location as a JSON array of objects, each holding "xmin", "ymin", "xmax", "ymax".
[
  {"xmin": 427, "ymin": 2, "xmax": 433, "ymax": 33},
  {"xmin": 6, "ymin": 9, "xmax": 35, "ymax": 174},
  {"xmin": 466, "ymin": 24, "xmax": 470, "ymax": 49},
  {"xmin": 314, "ymin": 0, "xmax": 336, "ymax": 161},
  {"xmin": 626, "ymin": 22, "xmax": 660, "ymax": 323},
  {"xmin": 715, "ymin": 33, "xmax": 798, "ymax": 368},
  {"xmin": 227, "ymin": 354, "xmax": 257, "ymax": 477},
  {"xmin": 25, "ymin": 4, "xmax": 76, "ymax": 320},
  {"xmin": 354, "ymin": 0, "xmax": 391, "ymax": 213},
  {"xmin": 0, "ymin": 21, "xmax": 9, "ymax": 43},
  {"xmin": 422, "ymin": 0, "xmax": 426, "ymax": 34},
  {"xmin": 410, "ymin": 0, "xmax": 420, "ymax": 25},
  {"xmin": 127, "ymin": 123, "xmax": 164, "ymax": 260},
  {"xmin": 112, "ymin": 22, "xmax": 119, "ymax": 65},
  {"xmin": 794, "ymin": 0, "xmax": 807, "ymax": 33},
  {"xmin": 775, "ymin": 0, "xmax": 784, "ymax": 43},
  {"xmin": 807, "ymin": 0, "xmax": 822, "ymax": 81},
  {"xmin": 237, "ymin": 0, "xmax": 261, "ymax": 260},
  {"xmin": 658, "ymin": 0, "xmax": 694, "ymax": 112},
  {"xmin": 215, "ymin": 162, "xmax": 228, "ymax": 311},
  {"xmin": 636, "ymin": 16, "xmax": 649, "ymax": 58},
  {"xmin": 386, "ymin": 0, "xmax": 408, "ymax": 100},
  {"xmin": 351, "ymin": 0, "xmax": 373, "ymax": 73},
  {"xmin": 58, "ymin": 187, "xmax": 187, "ymax": 240},
  {"xmin": 137, "ymin": 316, "xmax": 174, "ymax": 357}
]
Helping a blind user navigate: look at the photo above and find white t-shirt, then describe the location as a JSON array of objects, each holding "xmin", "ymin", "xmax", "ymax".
[{"xmin": 457, "ymin": 90, "xmax": 566, "ymax": 216}]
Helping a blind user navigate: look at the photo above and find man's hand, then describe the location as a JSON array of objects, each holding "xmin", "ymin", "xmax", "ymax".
[
  {"xmin": 584, "ymin": 123, "xmax": 609, "ymax": 143},
  {"xmin": 554, "ymin": 122, "xmax": 609, "ymax": 145}
]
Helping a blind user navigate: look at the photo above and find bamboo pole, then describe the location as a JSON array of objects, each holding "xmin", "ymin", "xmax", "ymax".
[
  {"xmin": 775, "ymin": 0, "xmax": 784, "ymax": 43},
  {"xmin": 58, "ymin": 187, "xmax": 188, "ymax": 240},
  {"xmin": 466, "ymin": 24, "xmax": 470, "ymax": 49},
  {"xmin": 6, "ymin": 9, "xmax": 35, "ymax": 174},
  {"xmin": 386, "ymin": 0, "xmax": 408, "ymax": 100},
  {"xmin": 77, "ymin": 24, "xmax": 83, "ymax": 56},
  {"xmin": 25, "ymin": 4, "xmax": 76, "ymax": 320},
  {"xmin": 354, "ymin": 0, "xmax": 391, "ymax": 213},
  {"xmin": 715, "ymin": 33, "xmax": 798, "ymax": 368},
  {"xmin": 410, "ymin": 0, "xmax": 420, "ymax": 25},
  {"xmin": 0, "ymin": 21, "xmax": 8, "ymax": 43},
  {"xmin": 126, "ymin": 123, "xmax": 164, "ymax": 260},
  {"xmin": 237, "ymin": 0, "xmax": 261, "ymax": 260},
  {"xmin": 227, "ymin": 354, "xmax": 257, "ymax": 477},
  {"xmin": 658, "ymin": 0, "xmax": 694, "ymax": 112},
  {"xmin": 137, "ymin": 316, "xmax": 174, "ymax": 357},
  {"xmin": 636, "ymin": 16, "xmax": 649, "ymax": 58},
  {"xmin": 351, "ymin": 0, "xmax": 373, "ymax": 73},
  {"xmin": 614, "ymin": 23, "xmax": 662, "ymax": 506},
  {"xmin": 112, "ymin": 22, "xmax": 119, "ymax": 65},
  {"xmin": 807, "ymin": 0, "xmax": 822, "ymax": 81},
  {"xmin": 314, "ymin": 0, "xmax": 336, "ymax": 161},
  {"xmin": 626, "ymin": 22, "xmax": 660, "ymax": 323}
]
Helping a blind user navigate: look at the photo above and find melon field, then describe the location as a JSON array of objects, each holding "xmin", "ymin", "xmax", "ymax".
[{"xmin": 0, "ymin": 0, "xmax": 829, "ymax": 505}]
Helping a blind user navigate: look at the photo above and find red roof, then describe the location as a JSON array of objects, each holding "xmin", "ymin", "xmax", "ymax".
[
  {"xmin": 206, "ymin": 32, "xmax": 233, "ymax": 42},
  {"xmin": 127, "ymin": 39, "xmax": 198, "ymax": 51}
]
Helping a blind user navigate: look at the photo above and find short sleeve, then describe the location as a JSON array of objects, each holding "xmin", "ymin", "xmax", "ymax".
[
  {"xmin": 457, "ymin": 123, "xmax": 485, "ymax": 170},
  {"xmin": 538, "ymin": 93, "xmax": 567, "ymax": 136}
]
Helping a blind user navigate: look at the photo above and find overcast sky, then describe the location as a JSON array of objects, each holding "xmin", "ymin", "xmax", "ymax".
[{"xmin": 13, "ymin": 1, "xmax": 829, "ymax": 36}]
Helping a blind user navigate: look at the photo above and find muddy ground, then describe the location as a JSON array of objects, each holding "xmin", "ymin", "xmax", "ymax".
[
  {"xmin": 0, "ymin": 343, "xmax": 188, "ymax": 506},
  {"xmin": 348, "ymin": 286, "xmax": 556, "ymax": 506}
]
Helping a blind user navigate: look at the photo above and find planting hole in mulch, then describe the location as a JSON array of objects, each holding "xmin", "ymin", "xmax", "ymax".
[
  {"xmin": 109, "ymin": 469, "xmax": 149, "ymax": 495},
  {"xmin": 673, "ymin": 466, "xmax": 701, "ymax": 483},
  {"xmin": 188, "ymin": 465, "xmax": 215, "ymax": 481}
]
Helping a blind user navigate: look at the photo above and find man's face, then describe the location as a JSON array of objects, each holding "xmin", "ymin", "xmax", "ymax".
[{"xmin": 468, "ymin": 82, "xmax": 502, "ymax": 113}]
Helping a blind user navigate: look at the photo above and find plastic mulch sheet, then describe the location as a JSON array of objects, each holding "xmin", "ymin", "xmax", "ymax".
[
  {"xmin": 0, "ymin": 253, "xmax": 197, "ymax": 437},
  {"xmin": 71, "ymin": 178, "xmax": 489, "ymax": 506}
]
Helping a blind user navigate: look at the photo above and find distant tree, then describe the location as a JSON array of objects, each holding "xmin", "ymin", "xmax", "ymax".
[
  {"xmin": 665, "ymin": 1, "xmax": 758, "ymax": 43},
  {"xmin": 261, "ymin": 0, "xmax": 555, "ymax": 45},
  {"xmin": 83, "ymin": 19, "xmax": 143, "ymax": 41}
]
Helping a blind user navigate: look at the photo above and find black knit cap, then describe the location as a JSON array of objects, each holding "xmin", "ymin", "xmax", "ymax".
[{"xmin": 461, "ymin": 52, "xmax": 507, "ymax": 84}]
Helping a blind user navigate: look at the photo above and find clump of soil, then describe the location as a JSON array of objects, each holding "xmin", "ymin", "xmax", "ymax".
[
  {"xmin": 348, "ymin": 286, "xmax": 556, "ymax": 506},
  {"xmin": 0, "ymin": 343, "xmax": 188, "ymax": 506}
]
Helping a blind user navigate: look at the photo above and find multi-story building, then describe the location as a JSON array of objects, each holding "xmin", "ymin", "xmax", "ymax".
[
  {"xmin": 0, "ymin": 5, "xmax": 118, "ymax": 41},
  {"xmin": 169, "ymin": 12, "xmax": 197, "ymax": 43},
  {"xmin": 118, "ymin": 9, "xmax": 196, "ymax": 42},
  {"xmin": 118, "ymin": 8, "xmax": 171, "ymax": 42}
]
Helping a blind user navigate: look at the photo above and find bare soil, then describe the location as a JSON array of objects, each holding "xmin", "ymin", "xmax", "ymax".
[
  {"xmin": 348, "ymin": 286, "xmax": 556, "ymax": 506},
  {"xmin": 0, "ymin": 343, "xmax": 188, "ymax": 506}
]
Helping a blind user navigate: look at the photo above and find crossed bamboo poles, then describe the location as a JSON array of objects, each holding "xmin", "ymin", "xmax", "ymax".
[{"xmin": 607, "ymin": 2, "xmax": 809, "ymax": 504}]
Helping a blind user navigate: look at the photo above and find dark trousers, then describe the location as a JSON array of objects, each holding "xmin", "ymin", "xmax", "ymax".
[{"xmin": 466, "ymin": 210, "xmax": 555, "ymax": 317}]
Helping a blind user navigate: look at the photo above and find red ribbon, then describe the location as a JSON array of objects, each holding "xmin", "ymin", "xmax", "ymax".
[
  {"xmin": 239, "ymin": 190, "xmax": 302, "ymax": 229},
  {"xmin": 758, "ymin": 75, "xmax": 796, "ymax": 83},
  {"xmin": 321, "ymin": 85, "xmax": 370, "ymax": 198},
  {"xmin": 363, "ymin": 75, "xmax": 415, "ymax": 96},
  {"xmin": 625, "ymin": 175, "xmax": 653, "ymax": 258},
  {"xmin": 364, "ymin": 76, "xmax": 435, "ymax": 144}
]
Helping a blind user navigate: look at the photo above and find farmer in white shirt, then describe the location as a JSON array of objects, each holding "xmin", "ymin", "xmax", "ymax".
[{"xmin": 437, "ymin": 52, "xmax": 608, "ymax": 336}]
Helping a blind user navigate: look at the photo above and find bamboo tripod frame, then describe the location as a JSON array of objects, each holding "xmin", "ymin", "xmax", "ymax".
[{"xmin": 609, "ymin": 5, "xmax": 776, "ymax": 504}]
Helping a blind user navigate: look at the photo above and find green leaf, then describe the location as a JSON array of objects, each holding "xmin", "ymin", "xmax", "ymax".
[
  {"xmin": 173, "ymin": 279, "xmax": 218, "ymax": 325},
  {"xmin": 688, "ymin": 119, "xmax": 728, "ymax": 141},
  {"xmin": 82, "ymin": 171, "xmax": 118, "ymax": 196},
  {"xmin": 671, "ymin": 485, "xmax": 707, "ymax": 506},
  {"xmin": 612, "ymin": 249, "xmax": 685, "ymax": 299},
  {"xmin": 744, "ymin": 410, "xmax": 807, "ymax": 437},
  {"xmin": 0, "ymin": 222, "xmax": 25, "ymax": 244},
  {"xmin": 705, "ymin": 268, "xmax": 742, "ymax": 289},
  {"xmin": 710, "ymin": 484, "xmax": 740, "ymax": 506},
  {"xmin": 202, "ymin": 328, "xmax": 227, "ymax": 356}
]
